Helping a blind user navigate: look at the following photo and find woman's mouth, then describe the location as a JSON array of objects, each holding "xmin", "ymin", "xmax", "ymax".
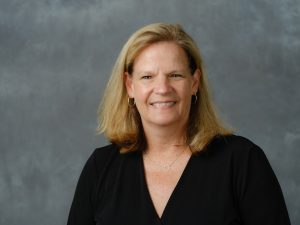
[{"xmin": 150, "ymin": 101, "xmax": 176, "ymax": 108}]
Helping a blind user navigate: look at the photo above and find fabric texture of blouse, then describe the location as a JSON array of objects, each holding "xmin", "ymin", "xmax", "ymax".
[{"xmin": 67, "ymin": 135, "xmax": 291, "ymax": 225}]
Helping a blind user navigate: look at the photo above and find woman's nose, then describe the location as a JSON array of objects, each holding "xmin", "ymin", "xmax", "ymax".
[{"xmin": 154, "ymin": 75, "xmax": 172, "ymax": 94}]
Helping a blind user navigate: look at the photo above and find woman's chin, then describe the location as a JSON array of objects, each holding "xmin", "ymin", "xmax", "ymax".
[{"xmin": 142, "ymin": 117, "xmax": 184, "ymax": 128}]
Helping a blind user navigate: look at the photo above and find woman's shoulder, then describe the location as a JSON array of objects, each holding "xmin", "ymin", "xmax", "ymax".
[
  {"xmin": 88, "ymin": 144, "xmax": 121, "ymax": 170},
  {"xmin": 205, "ymin": 134, "xmax": 265, "ymax": 159},
  {"xmin": 92, "ymin": 143, "xmax": 120, "ymax": 158},
  {"xmin": 213, "ymin": 134, "xmax": 259, "ymax": 147},
  {"xmin": 89, "ymin": 143, "xmax": 139, "ymax": 171},
  {"xmin": 214, "ymin": 134, "xmax": 256, "ymax": 147}
]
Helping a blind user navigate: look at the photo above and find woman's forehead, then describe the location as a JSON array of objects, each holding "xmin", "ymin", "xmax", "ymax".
[{"xmin": 132, "ymin": 42, "xmax": 189, "ymax": 72}]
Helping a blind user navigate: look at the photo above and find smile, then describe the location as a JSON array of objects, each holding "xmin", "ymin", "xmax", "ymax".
[{"xmin": 150, "ymin": 101, "xmax": 176, "ymax": 108}]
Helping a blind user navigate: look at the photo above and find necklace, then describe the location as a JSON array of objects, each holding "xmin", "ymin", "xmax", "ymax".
[{"xmin": 144, "ymin": 147, "xmax": 187, "ymax": 171}]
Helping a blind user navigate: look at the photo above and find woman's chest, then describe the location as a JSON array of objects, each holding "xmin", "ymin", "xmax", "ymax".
[{"xmin": 94, "ymin": 155, "xmax": 242, "ymax": 225}]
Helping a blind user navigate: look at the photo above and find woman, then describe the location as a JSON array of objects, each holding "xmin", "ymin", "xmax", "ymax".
[{"xmin": 67, "ymin": 23, "xmax": 291, "ymax": 225}]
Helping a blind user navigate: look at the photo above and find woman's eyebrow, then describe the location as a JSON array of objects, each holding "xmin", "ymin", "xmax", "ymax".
[
  {"xmin": 167, "ymin": 70, "xmax": 185, "ymax": 74},
  {"xmin": 134, "ymin": 71, "xmax": 154, "ymax": 76},
  {"xmin": 135, "ymin": 69, "xmax": 187, "ymax": 75}
]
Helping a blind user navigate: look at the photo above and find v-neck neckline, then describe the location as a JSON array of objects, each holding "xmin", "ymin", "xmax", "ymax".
[{"xmin": 139, "ymin": 152, "xmax": 194, "ymax": 222}]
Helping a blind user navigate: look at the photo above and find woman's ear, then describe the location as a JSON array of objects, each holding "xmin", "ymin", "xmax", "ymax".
[
  {"xmin": 124, "ymin": 72, "xmax": 134, "ymax": 97},
  {"xmin": 192, "ymin": 69, "xmax": 201, "ymax": 93}
]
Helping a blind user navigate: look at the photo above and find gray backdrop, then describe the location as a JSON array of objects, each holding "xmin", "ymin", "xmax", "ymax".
[{"xmin": 0, "ymin": 0, "xmax": 299, "ymax": 224}]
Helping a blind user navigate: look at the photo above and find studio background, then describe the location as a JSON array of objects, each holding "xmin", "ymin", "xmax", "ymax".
[{"xmin": 0, "ymin": 0, "xmax": 299, "ymax": 224}]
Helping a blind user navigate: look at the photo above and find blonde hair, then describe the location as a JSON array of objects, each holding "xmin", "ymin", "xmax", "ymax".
[{"xmin": 97, "ymin": 23, "xmax": 232, "ymax": 153}]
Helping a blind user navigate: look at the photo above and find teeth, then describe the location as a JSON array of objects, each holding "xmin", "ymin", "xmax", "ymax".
[{"xmin": 151, "ymin": 102, "xmax": 175, "ymax": 107}]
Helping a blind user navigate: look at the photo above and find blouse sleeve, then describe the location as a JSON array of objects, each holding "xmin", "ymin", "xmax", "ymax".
[
  {"xmin": 236, "ymin": 144, "xmax": 291, "ymax": 225},
  {"xmin": 67, "ymin": 151, "xmax": 98, "ymax": 225}
]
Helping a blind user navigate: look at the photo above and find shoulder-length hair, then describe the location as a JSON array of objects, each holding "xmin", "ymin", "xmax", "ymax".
[{"xmin": 97, "ymin": 23, "xmax": 232, "ymax": 153}]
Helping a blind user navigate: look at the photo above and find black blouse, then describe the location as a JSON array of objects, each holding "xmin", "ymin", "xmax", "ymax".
[{"xmin": 67, "ymin": 135, "xmax": 291, "ymax": 225}]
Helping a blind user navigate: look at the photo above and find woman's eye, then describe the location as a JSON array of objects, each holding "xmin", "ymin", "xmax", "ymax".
[
  {"xmin": 141, "ymin": 75, "xmax": 152, "ymax": 79},
  {"xmin": 170, "ymin": 74, "xmax": 183, "ymax": 78}
]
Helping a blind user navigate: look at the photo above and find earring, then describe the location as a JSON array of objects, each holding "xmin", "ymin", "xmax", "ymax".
[
  {"xmin": 192, "ymin": 93, "xmax": 198, "ymax": 104},
  {"xmin": 128, "ymin": 98, "xmax": 135, "ymax": 106}
]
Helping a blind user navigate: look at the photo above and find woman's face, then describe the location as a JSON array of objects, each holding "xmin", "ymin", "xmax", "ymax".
[{"xmin": 125, "ymin": 41, "xmax": 200, "ymax": 130}]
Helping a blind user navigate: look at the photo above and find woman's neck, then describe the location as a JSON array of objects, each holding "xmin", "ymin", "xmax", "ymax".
[{"xmin": 143, "ymin": 123, "xmax": 189, "ymax": 156}]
